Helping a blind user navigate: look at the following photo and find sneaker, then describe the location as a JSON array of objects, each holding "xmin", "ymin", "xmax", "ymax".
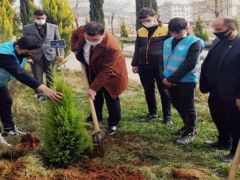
[
  {"xmin": 35, "ymin": 94, "xmax": 46, "ymax": 101},
  {"xmin": 105, "ymin": 126, "xmax": 117, "ymax": 136},
  {"xmin": 163, "ymin": 118, "xmax": 173, "ymax": 126},
  {"xmin": 205, "ymin": 140, "xmax": 230, "ymax": 150},
  {"xmin": 173, "ymin": 127, "xmax": 186, "ymax": 136},
  {"xmin": 0, "ymin": 134, "xmax": 12, "ymax": 147},
  {"xmin": 3, "ymin": 126, "xmax": 26, "ymax": 137},
  {"xmin": 140, "ymin": 114, "xmax": 158, "ymax": 122},
  {"xmin": 176, "ymin": 131, "xmax": 196, "ymax": 144},
  {"xmin": 221, "ymin": 153, "xmax": 234, "ymax": 163}
]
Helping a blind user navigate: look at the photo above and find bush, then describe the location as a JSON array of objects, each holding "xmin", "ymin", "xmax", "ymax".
[
  {"xmin": 193, "ymin": 16, "xmax": 209, "ymax": 42},
  {"xmin": 120, "ymin": 21, "xmax": 128, "ymax": 38},
  {"xmin": 42, "ymin": 75, "xmax": 93, "ymax": 167}
]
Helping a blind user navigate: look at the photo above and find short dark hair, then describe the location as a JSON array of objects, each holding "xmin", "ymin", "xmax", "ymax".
[
  {"xmin": 168, "ymin": 18, "xmax": 188, "ymax": 33},
  {"xmin": 16, "ymin": 36, "xmax": 41, "ymax": 50},
  {"xmin": 84, "ymin": 22, "xmax": 105, "ymax": 36},
  {"xmin": 34, "ymin": 9, "xmax": 46, "ymax": 16},
  {"xmin": 138, "ymin": 7, "xmax": 157, "ymax": 19},
  {"xmin": 223, "ymin": 17, "xmax": 238, "ymax": 29}
]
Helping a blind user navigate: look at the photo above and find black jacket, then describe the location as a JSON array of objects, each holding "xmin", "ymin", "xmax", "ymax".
[
  {"xmin": 200, "ymin": 35, "xmax": 240, "ymax": 101},
  {"xmin": 131, "ymin": 25, "xmax": 169, "ymax": 69}
]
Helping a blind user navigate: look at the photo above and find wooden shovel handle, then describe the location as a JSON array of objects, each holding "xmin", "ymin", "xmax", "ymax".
[
  {"xmin": 228, "ymin": 140, "xmax": 240, "ymax": 180},
  {"xmin": 81, "ymin": 63, "xmax": 101, "ymax": 133},
  {"xmin": 88, "ymin": 97, "xmax": 101, "ymax": 132}
]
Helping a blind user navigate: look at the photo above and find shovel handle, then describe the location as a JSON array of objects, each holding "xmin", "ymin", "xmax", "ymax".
[
  {"xmin": 81, "ymin": 63, "xmax": 101, "ymax": 133},
  {"xmin": 228, "ymin": 140, "xmax": 240, "ymax": 180},
  {"xmin": 88, "ymin": 97, "xmax": 101, "ymax": 132}
]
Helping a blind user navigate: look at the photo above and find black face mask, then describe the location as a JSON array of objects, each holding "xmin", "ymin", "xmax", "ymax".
[{"xmin": 214, "ymin": 28, "xmax": 232, "ymax": 40}]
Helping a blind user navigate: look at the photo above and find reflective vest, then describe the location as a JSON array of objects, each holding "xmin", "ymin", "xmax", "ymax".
[
  {"xmin": 0, "ymin": 42, "xmax": 26, "ymax": 87},
  {"xmin": 163, "ymin": 35, "xmax": 205, "ymax": 83}
]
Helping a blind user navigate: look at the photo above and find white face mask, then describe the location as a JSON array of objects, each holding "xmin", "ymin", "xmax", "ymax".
[
  {"xmin": 35, "ymin": 19, "xmax": 46, "ymax": 26},
  {"xmin": 142, "ymin": 22, "xmax": 157, "ymax": 28},
  {"xmin": 85, "ymin": 36, "xmax": 103, "ymax": 46}
]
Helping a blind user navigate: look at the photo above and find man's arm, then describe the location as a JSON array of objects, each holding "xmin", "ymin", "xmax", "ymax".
[
  {"xmin": 167, "ymin": 41, "xmax": 202, "ymax": 83},
  {"xmin": 131, "ymin": 36, "xmax": 140, "ymax": 67},
  {"xmin": 0, "ymin": 54, "xmax": 40, "ymax": 89}
]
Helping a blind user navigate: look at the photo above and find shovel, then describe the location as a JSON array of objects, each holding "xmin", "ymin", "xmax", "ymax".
[
  {"xmin": 81, "ymin": 63, "xmax": 105, "ymax": 157},
  {"xmin": 228, "ymin": 140, "xmax": 240, "ymax": 180}
]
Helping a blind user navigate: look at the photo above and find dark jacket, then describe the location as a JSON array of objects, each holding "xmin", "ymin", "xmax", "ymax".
[
  {"xmin": 200, "ymin": 35, "xmax": 240, "ymax": 101},
  {"xmin": 74, "ymin": 27, "xmax": 128, "ymax": 99},
  {"xmin": 131, "ymin": 25, "xmax": 169, "ymax": 69}
]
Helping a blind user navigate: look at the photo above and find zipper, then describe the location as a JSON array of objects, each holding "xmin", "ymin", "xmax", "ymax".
[{"xmin": 145, "ymin": 36, "xmax": 152, "ymax": 64}]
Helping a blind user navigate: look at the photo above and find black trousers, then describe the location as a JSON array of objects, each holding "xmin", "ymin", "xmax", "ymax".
[
  {"xmin": 94, "ymin": 88, "xmax": 121, "ymax": 126},
  {"xmin": 31, "ymin": 55, "xmax": 55, "ymax": 89},
  {"xmin": 0, "ymin": 86, "xmax": 15, "ymax": 131},
  {"xmin": 138, "ymin": 67, "xmax": 171, "ymax": 119},
  {"xmin": 169, "ymin": 83, "xmax": 197, "ymax": 133},
  {"xmin": 208, "ymin": 90, "xmax": 240, "ymax": 154}
]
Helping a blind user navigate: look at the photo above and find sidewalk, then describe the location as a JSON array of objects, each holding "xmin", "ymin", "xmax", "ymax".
[{"xmin": 64, "ymin": 53, "xmax": 141, "ymax": 83}]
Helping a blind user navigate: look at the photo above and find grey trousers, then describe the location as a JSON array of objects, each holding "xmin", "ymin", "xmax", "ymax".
[{"xmin": 31, "ymin": 56, "xmax": 55, "ymax": 91}]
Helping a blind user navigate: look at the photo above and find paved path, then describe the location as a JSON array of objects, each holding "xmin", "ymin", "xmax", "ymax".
[{"xmin": 64, "ymin": 53, "xmax": 141, "ymax": 83}]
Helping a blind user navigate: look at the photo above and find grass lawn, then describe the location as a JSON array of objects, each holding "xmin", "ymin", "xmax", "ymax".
[{"xmin": 0, "ymin": 70, "xmax": 239, "ymax": 179}]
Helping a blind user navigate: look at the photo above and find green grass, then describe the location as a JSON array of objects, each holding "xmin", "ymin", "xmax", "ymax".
[{"xmin": 0, "ymin": 70, "xmax": 239, "ymax": 179}]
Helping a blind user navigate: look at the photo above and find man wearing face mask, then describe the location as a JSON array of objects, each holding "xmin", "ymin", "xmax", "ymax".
[
  {"xmin": 0, "ymin": 36, "xmax": 62, "ymax": 146},
  {"xmin": 200, "ymin": 17, "xmax": 240, "ymax": 162},
  {"xmin": 72, "ymin": 22, "xmax": 128, "ymax": 136},
  {"xmin": 131, "ymin": 7, "xmax": 172, "ymax": 124},
  {"xmin": 23, "ymin": 9, "xmax": 64, "ymax": 101}
]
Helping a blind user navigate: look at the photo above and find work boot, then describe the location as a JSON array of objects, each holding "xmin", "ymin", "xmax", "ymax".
[
  {"xmin": 205, "ymin": 140, "xmax": 230, "ymax": 150},
  {"xmin": 221, "ymin": 153, "xmax": 234, "ymax": 163}
]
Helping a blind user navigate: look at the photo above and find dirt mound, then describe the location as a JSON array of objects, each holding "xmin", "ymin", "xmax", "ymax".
[
  {"xmin": 52, "ymin": 159, "xmax": 145, "ymax": 180},
  {"xmin": 171, "ymin": 167, "xmax": 215, "ymax": 180},
  {"xmin": 15, "ymin": 132, "xmax": 40, "ymax": 151}
]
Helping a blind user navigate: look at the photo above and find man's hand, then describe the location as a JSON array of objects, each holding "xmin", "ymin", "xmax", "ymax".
[
  {"xmin": 56, "ymin": 56, "xmax": 65, "ymax": 64},
  {"xmin": 162, "ymin": 78, "xmax": 176, "ymax": 88},
  {"xmin": 27, "ymin": 59, "xmax": 34, "ymax": 64},
  {"xmin": 87, "ymin": 89, "xmax": 97, "ymax": 100},
  {"xmin": 132, "ymin": 66, "xmax": 139, "ymax": 73},
  {"xmin": 236, "ymin": 98, "xmax": 240, "ymax": 110},
  {"xmin": 37, "ymin": 85, "xmax": 63, "ymax": 101}
]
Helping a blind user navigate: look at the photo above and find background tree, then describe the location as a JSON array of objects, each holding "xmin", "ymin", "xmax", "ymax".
[
  {"xmin": 104, "ymin": 0, "xmax": 129, "ymax": 35},
  {"xmin": 20, "ymin": 0, "xmax": 38, "ymax": 26},
  {"xmin": 89, "ymin": 0, "xmax": 105, "ymax": 24},
  {"xmin": 120, "ymin": 20, "xmax": 128, "ymax": 38},
  {"xmin": 207, "ymin": 0, "xmax": 224, "ymax": 17},
  {"xmin": 135, "ymin": 0, "xmax": 158, "ymax": 30},
  {"xmin": 0, "ymin": 0, "xmax": 14, "ymax": 42},
  {"xmin": 42, "ymin": 0, "xmax": 75, "ymax": 56},
  {"xmin": 193, "ymin": 16, "xmax": 209, "ymax": 42}
]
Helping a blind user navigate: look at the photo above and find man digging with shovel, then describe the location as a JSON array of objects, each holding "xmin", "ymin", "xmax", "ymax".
[
  {"xmin": 71, "ymin": 22, "xmax": 128, "ymax": 136},
  {"xmin": 0, "ymin": 36, "xmax": 62, "ymax": 147}
]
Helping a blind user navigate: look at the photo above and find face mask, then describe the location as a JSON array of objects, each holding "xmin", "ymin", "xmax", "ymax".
[
  {"xmin": 142, "ymin": 22, "xmax": 157, "ymax": 28},
  {"xmin": 85, "ymin": 36, "xmax": 103, "ymax": 46},
  {"xmin": 35, "ymin": 19, "xmax": 46, "ymax": 26},
  {"xmin": 214, "ymin": 28, "xmax": 232, "ymax": 40}
]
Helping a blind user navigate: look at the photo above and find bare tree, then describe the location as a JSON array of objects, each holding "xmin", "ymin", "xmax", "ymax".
[
  {"xmin": 73, "ymin": 0, "xmax": 80, "ymax": 27},
  {"xmin": 104, "ymin": 0, "xmax": 130, "ymax": 35},
  {"xmin": 207, "ymin": 0, "xmax": 224, "ymax": 17}
]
